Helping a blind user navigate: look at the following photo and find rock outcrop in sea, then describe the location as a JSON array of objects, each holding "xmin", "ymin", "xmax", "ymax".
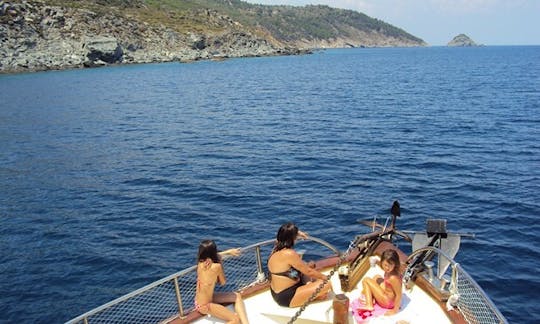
[{"xmin": 447, "ymin": 34, "xmax": 479, "ymax": 47}]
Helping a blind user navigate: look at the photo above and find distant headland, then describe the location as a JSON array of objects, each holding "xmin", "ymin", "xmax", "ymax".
[{"xmin": 0, "ymin": 0, "xmax": 427, "ymax": 74}]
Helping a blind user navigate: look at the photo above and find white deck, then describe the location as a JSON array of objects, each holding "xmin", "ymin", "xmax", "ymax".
[{"xmin": 193, "ymin": 265, "xmax": 451, "ymax": 324}]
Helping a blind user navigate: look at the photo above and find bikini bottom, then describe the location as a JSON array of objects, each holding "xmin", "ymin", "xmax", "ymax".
[
  {"xmin": 271, "ymin": 281, "xmax": 303, "ymax": 307},
  {"xmin": 195, "ymin": 300, "xmax": 211, "ymax": 313}
]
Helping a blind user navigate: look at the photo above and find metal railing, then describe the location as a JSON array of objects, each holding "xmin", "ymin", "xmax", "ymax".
[
  {"xmin": 406, "ymin": 247, "xmax": 507, "ymax": 324},
  {"xmin": 65, "ymin": 237, "xmax": 340, "ymax": 324}
]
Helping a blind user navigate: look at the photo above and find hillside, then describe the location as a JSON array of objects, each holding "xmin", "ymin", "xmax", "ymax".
[
  {"xmin": 0, "ymin": 0, "xmax": 426, "ymax": 73},
  {"xmin": 214, "ymin": 2, "xmax": 426, "ymax": 48}
]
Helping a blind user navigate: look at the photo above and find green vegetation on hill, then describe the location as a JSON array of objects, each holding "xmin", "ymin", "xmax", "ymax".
[
  {"xmin": 2, "ymin": 0, "xmax": 425, "ymax": 73},
  {"xmin": 234, "ymin": 4, "xmax": 423, "ymax": 42},
  {"xmin": 41, "ymin": 0, "xmax": 424, "ymax": 45}
]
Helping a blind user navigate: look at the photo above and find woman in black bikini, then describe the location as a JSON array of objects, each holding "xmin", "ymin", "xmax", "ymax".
[{"xmin": 267, "ymin": 222, "xmax": 332, "ymax": 307}]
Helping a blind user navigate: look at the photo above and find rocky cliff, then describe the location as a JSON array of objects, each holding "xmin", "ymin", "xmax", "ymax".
[
  {"xmin": 1, "ymin": 0, "xmax": 426, "ymax": 74},
  {"xmin": 1, "ymin": 0, "xmax": 301, "ymax": 73}
]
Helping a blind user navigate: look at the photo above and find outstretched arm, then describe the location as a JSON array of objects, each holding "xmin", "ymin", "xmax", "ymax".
[
  {"xmin": 297, "ymin": 230, "xmax": 309, "ymax": 240},
  {"xmin": 219, "ymin": 248, "xmax": 242, "ymax": 257}
]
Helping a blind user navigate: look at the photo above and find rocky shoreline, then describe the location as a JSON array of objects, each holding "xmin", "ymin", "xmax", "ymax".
[{"xmin": 0, "ymin": 0, "xmax": 303, "ymax": 74}]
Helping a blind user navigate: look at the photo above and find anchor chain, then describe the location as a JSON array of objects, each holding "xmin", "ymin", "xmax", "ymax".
[{"xmin": 286, "ymin": 236, "xmax": 364, "ymax": 324}]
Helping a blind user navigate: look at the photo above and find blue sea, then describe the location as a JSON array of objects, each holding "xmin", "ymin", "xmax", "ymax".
[{"xmin": 1, "ymin": 46, "xmax": 539, "ymax": 323}]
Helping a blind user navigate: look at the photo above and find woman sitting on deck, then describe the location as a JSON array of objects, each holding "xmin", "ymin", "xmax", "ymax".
[
  {"xmin": 267, "ymin": 222, "xmax": 332, "ymax": 307},
  {"xmin": 194, "ymin": 240, "xmax": 249, "ymax": 324},
  {"xmin": 361, "ymin": 248, "xmax": 403, "ymax": 316}
]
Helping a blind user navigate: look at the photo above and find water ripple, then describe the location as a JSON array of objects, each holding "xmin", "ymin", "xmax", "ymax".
[{"xmin": 0, "ymin": 46, "xmax": 539, "ymax": 323}]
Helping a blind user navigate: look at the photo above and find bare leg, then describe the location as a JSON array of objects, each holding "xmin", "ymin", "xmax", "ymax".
[
  {"xmin": 301, "ymin": 261, "xmax": 317, "ymax": 283},
  {"xmin": 199, "ymin": 303, "xmax": 240, "ymax": 324},
  {"xmin": 362, "ymin": 277, "xmax": 393, "ymax": 308},
  {"xmin": 234, "ymin": 292, "xmax": 249, "ymax": 324},
  {"xmin": 289, "ymin": 280, "xmax": 332, "ymax": 307},
  {"xmin": 209, "ymin": 292, "xmax": 248, "ymax": 324},
  {"xmin": 362, "ymin": 278, "xmax": 374, "ymax": 310}
]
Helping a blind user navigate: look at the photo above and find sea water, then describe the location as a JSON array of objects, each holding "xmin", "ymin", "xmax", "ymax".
[{"xmin": 1, "ymin": 46, "xmax": 539, "ymax": 323}]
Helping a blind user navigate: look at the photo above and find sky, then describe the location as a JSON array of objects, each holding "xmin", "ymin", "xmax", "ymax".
[{"xmin": 245, "ymin": 0, "xmax": 540, "ymax": 46}]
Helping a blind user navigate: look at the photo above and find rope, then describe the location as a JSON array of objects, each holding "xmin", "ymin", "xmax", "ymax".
[
  {"xmin": 286, "ymin": 237, "xmax": 363, "ymax": 324},
  {"xmin": 382, "ymin": 216, "xmax": 390, "ymax": 232}
]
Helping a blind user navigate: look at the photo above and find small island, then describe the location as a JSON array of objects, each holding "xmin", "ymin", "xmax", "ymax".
[{"xmin": 447, "ymin": 34, "xmax": 479, "ymax": 47}]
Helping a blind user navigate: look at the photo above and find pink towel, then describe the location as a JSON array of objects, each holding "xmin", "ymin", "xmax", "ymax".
[{"xmin": 350, "ymin": 298, "xmax": 386, "ymax": 323}]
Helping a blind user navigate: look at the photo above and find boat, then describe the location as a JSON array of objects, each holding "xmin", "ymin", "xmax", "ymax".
[{"xmin": 66, "ymin": 201, "xmax": 507, "ymax": 324}]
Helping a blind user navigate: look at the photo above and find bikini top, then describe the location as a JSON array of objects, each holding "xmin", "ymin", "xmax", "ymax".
[
  {"xmin": 384, "ymin": 273, "xmax": 402, "ymax": 288},
  {"xmin": 270, "ymin": 266, "xmax": 301, "ymax": 280}
]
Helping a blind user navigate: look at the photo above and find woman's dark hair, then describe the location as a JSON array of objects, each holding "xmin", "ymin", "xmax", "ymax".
[
  {"xmin": 197, "ymin": 240, "xmax": 221, "ymax": 263},
  {"xmin": 273, "ymin": 222, "xmax": 299, "ymax": 252},
  {"xmin": 381, "ymin": 249, "xmax": 400, "ymax": 275}
]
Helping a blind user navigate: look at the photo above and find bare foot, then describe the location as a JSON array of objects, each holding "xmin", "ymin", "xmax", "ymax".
[{"xmin": 363, "ymin": 302, "xmax": 374, "ymax": 311}]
